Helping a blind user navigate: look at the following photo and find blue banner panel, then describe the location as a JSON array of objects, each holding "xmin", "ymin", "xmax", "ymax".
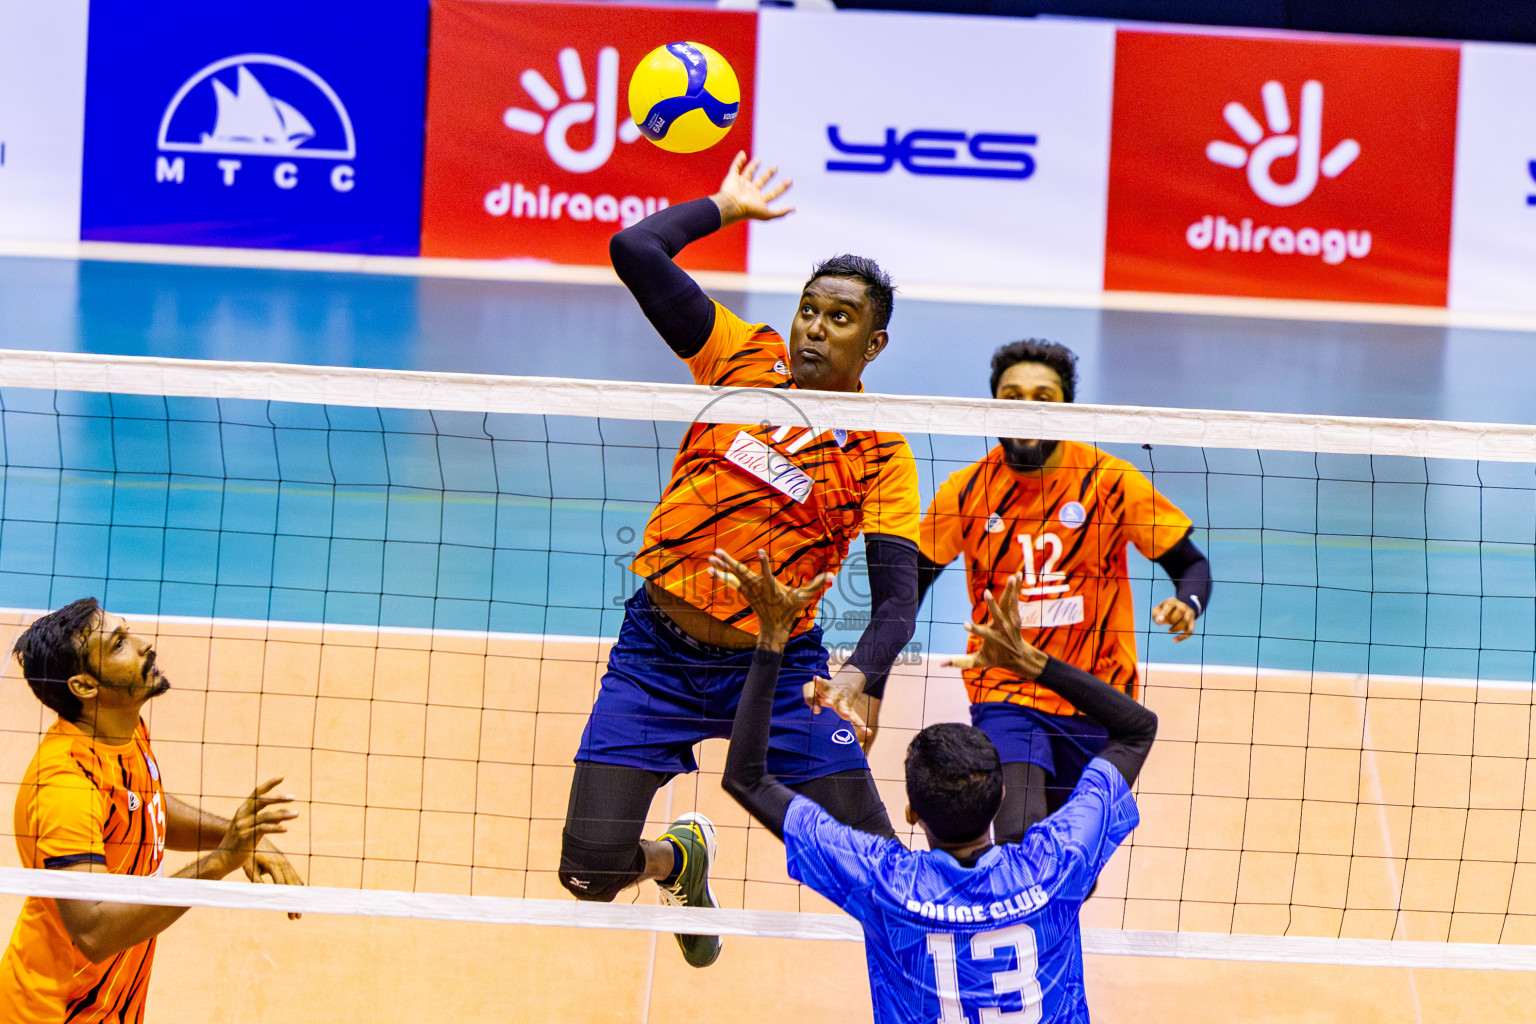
[{"xmin": 80, "ymin": 0, "xmax": 427, "ymax": 254}]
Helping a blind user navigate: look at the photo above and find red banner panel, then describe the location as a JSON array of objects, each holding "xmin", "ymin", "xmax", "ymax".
[
  {"xmin": 421, "ymin": 0, "xmax": 755, "ymax": 269},
  {"xmin": 1104, "ymin": 30, "xmax": 1460, "ymax": 306}
]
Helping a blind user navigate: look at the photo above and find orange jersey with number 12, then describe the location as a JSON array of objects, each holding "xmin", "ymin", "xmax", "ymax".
[
  {"xmin": 0, "ymin": 719, "xmax": 167, "ymax": 1023},
  {"xmin": 921, "ymin": 441, "xmax": 1192, "ymax": 715},
  {"xmin": 632, "ymin": 301, "xmax": 920, "ymax": 636}
]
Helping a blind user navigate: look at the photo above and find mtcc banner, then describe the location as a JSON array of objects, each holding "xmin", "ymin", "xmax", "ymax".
[{"xmin": 79, "ymin": 0, "xmax": 428, "ymax": 254}]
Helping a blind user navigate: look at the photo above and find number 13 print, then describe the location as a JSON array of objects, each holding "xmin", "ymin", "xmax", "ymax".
[{"xmin": 926, "ymin": 922, "xmax": 1044, "ymax": 1023}]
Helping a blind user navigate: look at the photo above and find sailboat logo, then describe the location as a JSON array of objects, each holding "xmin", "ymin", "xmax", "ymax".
[{"xmin": 157, "ymin": 54, "xmax": 356, "ymax": 160}]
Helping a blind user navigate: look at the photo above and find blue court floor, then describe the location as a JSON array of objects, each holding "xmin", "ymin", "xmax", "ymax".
[{"xmin": 0, "ymin": 254, "xmax": 1532, "ymax": 681}]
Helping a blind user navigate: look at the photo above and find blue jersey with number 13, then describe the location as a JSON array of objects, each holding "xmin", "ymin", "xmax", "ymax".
[{"xmin": 785, "ymin": 759, "xmax": 1137, "ymax": 1023}]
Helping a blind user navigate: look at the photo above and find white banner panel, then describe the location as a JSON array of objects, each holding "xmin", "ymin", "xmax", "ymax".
[
  {"xmin": 0, "ymin": 0, "xmax": 89, "ymax": 241},
  {"xmin": 1448, "ymin": 42, "xmax": 1536, "ymax": 314},
  {"xmin": 748, "ymin": 11, "xmax": 1115, "ymax": 291}
]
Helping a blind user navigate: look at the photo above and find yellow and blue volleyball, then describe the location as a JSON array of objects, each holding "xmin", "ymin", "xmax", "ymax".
[{"xmin": 627, "ymin": 42, "xmax": 740, "ymax": 154}]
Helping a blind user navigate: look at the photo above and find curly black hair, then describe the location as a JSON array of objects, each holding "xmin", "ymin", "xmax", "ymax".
[
  {"xmin": 905, "ymin": 723, "xmax": 1004, "ymax": 844},
  {"xmin": 807, "ymin": 254, "xmax": 896, "ymax": 332},
  {"xmin": 13, "ymin": 598, "xmax": 102, "ymax": 723},
  {"xmin": 989, "ymin": 339, "xmax": 1078, "ymax": 402}
]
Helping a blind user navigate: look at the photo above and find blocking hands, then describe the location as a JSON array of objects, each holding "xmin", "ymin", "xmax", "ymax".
[
  {"xmin": 947, "ymin": 573, "xmax": 1049, "ymax": 681},
  {"xmin": 706, "ymin": 548, "xmax": 872, "ymax": 743}
]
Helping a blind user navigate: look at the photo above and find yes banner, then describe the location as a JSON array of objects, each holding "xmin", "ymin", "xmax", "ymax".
[
  {"xmin": 1104, "ymin": 30, "xmax": 1461, "ymax": 306},
  {"xmin": 79, "ymin": 0, "xmax": 429, "ymax": 254},
  {"xmin": 420, "ymin": 0, "xmax": 757, "ymax": 270},
  {"xmin": 749, "ymin": 11, "xmax": 1115, "ymax": 292},
  {"xmin": 1448, "ymin": 43, "xmax": 1536, "ymax": 314}
]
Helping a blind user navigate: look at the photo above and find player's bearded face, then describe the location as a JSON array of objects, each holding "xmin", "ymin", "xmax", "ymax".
[
  {"xmin": 83, "ymin": 612, "xmax": 172, "ymax": 700},
  {"xmin": 788, "ymin": 277, "xmax": 888, "ymax": 393},
  {"xmin": 1000, "ymin": 437, "xmax": 1059, "ymax": 471},
  {"xmin": 994, "ymin": 361, "xmax": 1067, "ymax": 472}
]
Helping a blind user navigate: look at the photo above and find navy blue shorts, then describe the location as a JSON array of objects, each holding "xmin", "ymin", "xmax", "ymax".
[
  {"xmin": 576, "ymin": 587, "xmax": 870, "ymax": 784},
  {"xmin": 970, "ymin": 701, "xmax": 1109, "ymax": 786}
]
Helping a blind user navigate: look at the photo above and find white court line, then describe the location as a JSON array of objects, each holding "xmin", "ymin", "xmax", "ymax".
[
  {"xmin": 1, "ymin": 867, "xmax": 1532, "ymax": 970},
  {"xmin": 1, "ymin": 347, "xmax": 1533, "ymax": 461},
  {"xmin": 2, "ymin": 238, "xmax": 1535, "ymax": 333}
]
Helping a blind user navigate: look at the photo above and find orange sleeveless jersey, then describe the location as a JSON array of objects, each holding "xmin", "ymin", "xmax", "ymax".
[
  {"xmin": 0, "ymin": 718, "xmax": 167, "ymax": 1023},
  {"xmin": 632, "ymin": 301, "xmax": 920, "ymax": 636},
  {"xmin": 920, "ymin": 441, "xmax": 1192, "ymax": 715}
]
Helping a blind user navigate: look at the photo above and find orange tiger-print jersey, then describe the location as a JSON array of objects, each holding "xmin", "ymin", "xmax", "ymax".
[
  {"xmin": 920, "ymin": 441, "xmax": 1192, "ymax": 715},
  {"xmin": 0, "ymin": 719, "xmax": 167, "ymax": 1023},
  {"xmin": 632, "ymin": 301, "xmax": 920, "ymax": 636}
]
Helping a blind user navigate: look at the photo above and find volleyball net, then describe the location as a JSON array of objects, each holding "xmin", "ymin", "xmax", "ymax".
[{"xmin": 0, "ymin": 349, "xmax": 1534, "ymax": 971}]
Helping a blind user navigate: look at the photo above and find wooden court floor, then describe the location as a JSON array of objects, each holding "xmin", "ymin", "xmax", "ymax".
[{"xmin": 3, "ymin": 610, "xmax": 1536, "ymax": 1022}]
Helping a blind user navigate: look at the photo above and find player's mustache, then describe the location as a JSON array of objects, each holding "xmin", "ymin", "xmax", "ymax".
[{"xmin": 142, "ymin": 650, "xmax": 156, "ymax": 680}]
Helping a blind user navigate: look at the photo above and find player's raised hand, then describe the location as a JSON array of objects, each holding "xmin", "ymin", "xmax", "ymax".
[
  {"xmin": 216, "ymin": 778, "xmax": 298, "ymax": 873},
  {"xmin": 713, "ymin": 152, "xmax": 794, "ymax": 226},
  {"xmin": 708, "ymin": 548, "xmax": 830, "ymax": 650},
  {"xmin": 947, "ymin": 574, "xmax": 1049, "ymax": 680},
  {"xmin": 1152, "ymin": 597, "xmax": 1196, "ymax": 641}
]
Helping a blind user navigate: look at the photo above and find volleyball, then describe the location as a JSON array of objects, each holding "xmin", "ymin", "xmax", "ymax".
[{"xmin": 627, "ymin": 42, "xmax": 740, "ymax": 154}]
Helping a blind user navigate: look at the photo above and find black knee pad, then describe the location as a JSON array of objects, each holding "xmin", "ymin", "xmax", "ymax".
[{"xmin": 559, "ymin": 830, "xmax": 646, "ymax": 903}]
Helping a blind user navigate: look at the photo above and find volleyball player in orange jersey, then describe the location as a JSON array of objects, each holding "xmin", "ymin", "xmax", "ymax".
[
  {"xmin": 917, "ymin": 340, "xmax": 1212, "ymax": 842},
  {"xmin": 1, "ymin": 599, "xmax": 302, "ymax": 1023},
  {"xmin": 558, "ymin": 155, "xmax": 920, "ymax": 969}
]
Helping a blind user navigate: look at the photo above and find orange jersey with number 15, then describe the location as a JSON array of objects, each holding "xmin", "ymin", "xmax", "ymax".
[
  {"xmin": 0, "ymin": 718, "xmax": 167, "ymax": 1024},
  {"xmin": 920, "ymin": 441, "xmax": 1192, "ymax": 715},
  {"xmin": 632, "ymin": 301, "xmax": 920, "ymax": 636}
]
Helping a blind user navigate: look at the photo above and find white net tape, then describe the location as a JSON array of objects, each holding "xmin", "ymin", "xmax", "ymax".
[
  {"xmin": 6, "ymin": 867, "xmax": 1535, "ymax": 970},
  {"xmin": 0, "ymin": 347, "xmax": 1530, "ymax": 461}
]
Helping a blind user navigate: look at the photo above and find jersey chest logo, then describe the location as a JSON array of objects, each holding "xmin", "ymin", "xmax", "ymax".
[
  {"xmin": 724, "ymin": 430, "xmax": 814, "ymax": 503},
  {"xmin": 1059, "ymin": 501, "xmax": 1087, "ymax": 529},
  {"xmin": 985, "ymin": 511, "xmax": 1005, "ymax": 534},
  {"xmin": 721, "ymin": 422, "xmax": 853, "ymax": 504}
]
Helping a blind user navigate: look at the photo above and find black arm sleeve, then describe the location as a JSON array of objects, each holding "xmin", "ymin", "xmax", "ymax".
[
  {"xmin": 915, "ymin": 551, "xmax": 946, "ymax": 608},
  {"xmin": 607, "ymin": 197, "xmax": 722, "ymax": 358},
  {"xmin": 847, "ymin": 535, "xmax": 919, "ymax": 701},
  {"xmin": 721, "ymin": 647, "xmax": 795, "ymax": 839},
  {"xmin": 1034, "ymin": 657, "xmax": 1158, "ymax": 786},
  {"xmin": 1155, "ymin": 532, "xmax": 1213, "ymax": 618}
]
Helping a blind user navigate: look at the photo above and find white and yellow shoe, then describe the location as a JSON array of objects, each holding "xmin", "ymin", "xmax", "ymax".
[{"xmin": 656, "ymin": 812, "xmax": 721, "ymax": 968}]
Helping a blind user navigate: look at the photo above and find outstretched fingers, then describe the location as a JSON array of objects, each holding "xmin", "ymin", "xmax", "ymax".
[
  {"xmin": 755, "ymin": 163, "xmax": 795, "ymax": 211},
  {"xmin": 708, "ymin": 548, "xmax": 756, "ymax": 591},
  {"xmin": 763, "ymin": 175, "xmax": 793, "ymax": 203},
  {"xmin": 1000, "ymin": 572, "xmax": 1023, "ymax": 609},
  {"xmin": 235, "ymin": 778, "xmax": 299, "ymax": 841}
]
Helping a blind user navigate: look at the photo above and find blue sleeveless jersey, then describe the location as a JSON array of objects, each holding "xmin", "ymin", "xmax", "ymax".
[{"xmin": 785, "ymin": 758, "xmax": 1138, "ymax": 1024}]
